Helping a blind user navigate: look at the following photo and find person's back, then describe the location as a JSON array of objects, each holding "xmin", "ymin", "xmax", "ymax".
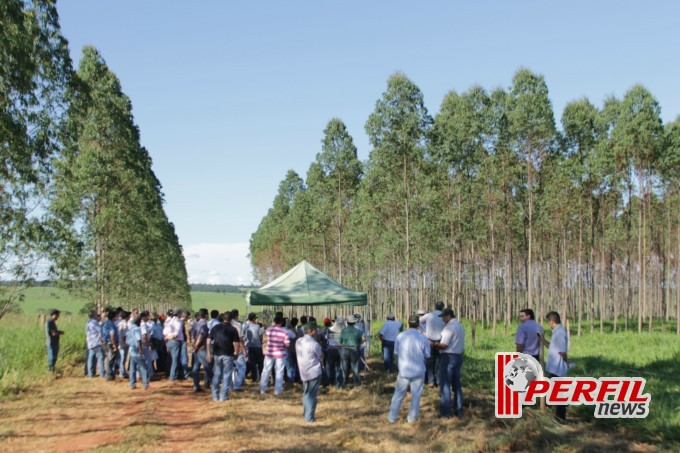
[
  {"xmin": 395, "ymin": 328, "xmax": 430, "ymax": 378},
  {"xmin": 422, "ymin": 310, "xmax": 445, "ymax": 341},
  {"xmin": 265, "ymin": 325, "xmax": 289, "ymax": 358},
  {"xmin": 516, "ymin": 318, "xmax": 543, "ymax": 357}
]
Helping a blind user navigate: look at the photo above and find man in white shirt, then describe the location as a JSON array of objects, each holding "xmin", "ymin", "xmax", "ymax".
[
  {"xmin": 434, "ymin": 308, "xmax": 465, "ymax": 418},
  {"xmin": 163, "ymin": 309, "xmax": 183, "ymax": 382},
  {"xmin": 420, "ymin": 301, "xmax": 445, "ymax": 386},
  {"xmin": 388, "ymin": 314, "xmax": 430, "ymax": 424},
  {"xmin": 539, "ymin": 311, "xmax": 569, "ymax": 420},
  {"xmin": 296, "ymin": 322, "xmax": 323, "ymax": 422},
  {"xmin": 379, "ymin": 314, "xmax": 403, "ymax": 373}
]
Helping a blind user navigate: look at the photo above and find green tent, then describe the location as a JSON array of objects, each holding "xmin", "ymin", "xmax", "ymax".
[{"xmin": 247, "ymin": 260, "xmax": 367, "ymax": 306}]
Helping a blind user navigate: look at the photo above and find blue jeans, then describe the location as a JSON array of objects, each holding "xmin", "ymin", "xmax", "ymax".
[
  {"xmin": 302, "ymin": 376, "xmax": 321, "ymax": 422},
  {"xmin": 325, "ymin": 348, "xmax": 343, "ymax": 388},
  {"xmin": 180, "ymin": 341, "xmax": 190, "ymax": 379},
  {"xmin": 192, "ymin": 349, "xmax": 213, "ymax": 390},
  {"xmin": 212, "ymin": 355, "xmax": 235, "ymax": 401},
  {"xmin": 103, "ymin": 343, "xmax": 118, "ymax": 380},
  {"xmin": 340, "ymin": 348, "xmax": 361, "ymax": 387},
  {"xmin": 389, "ymin": 374, "xmax": 425, "ymax": 423},
  {"xmin": 129, "ymin": 355, "xmax": 148, "ymax": 389},
  {"xmin": 439, "ymin": 353, "xmax": 464, "ymax": 418},
  {"xmin": 285, "ymin": 349, "xmax": 297, "ymax": 382},
  {"xmin": 87, "ymin": 346, "xmax": 105, "ymax": 378},
  {"xmin": 426, "ymin": 345, "xmax": 440, "ymax": 385},
  {"xmin": 382, "ymin": 340, "xmax": 395, "ymax": 373},
  {"xmin": 166, "ymin": 340, "xmax": 181, "ymax": 381},
  {"xmin": 247, "ymin": 346, "xmax": 264, "ymax": 381},
  {"xmin": 233, "ymin": 354, "xmax": 246, "ymax": 389},
  {"xmin": 118, "ymin": 345, "xmax": 129, "ymax": 377},
  {"xmin": 47, "ymin": 343, "xmax": 59, "ymax": 371},
  {"xmin": 260, "ymin": 356, "xmax": 285, "ymax": 395}
]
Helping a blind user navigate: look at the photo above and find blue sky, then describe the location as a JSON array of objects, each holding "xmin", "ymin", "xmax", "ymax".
[{"xmin": 56, "ymin": 1, "xmax": 680, "ymax": 284}]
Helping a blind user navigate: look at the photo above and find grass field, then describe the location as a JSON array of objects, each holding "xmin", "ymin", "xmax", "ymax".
[
  {"xmin": 0, "ymin": 307, "xmax": 678, "ymax": 451},
  {"xmin": 7, "ymin": 287, "xmax": 250, "ymax": 315},
  {"xmin": 1, "ymin": 288, "xmax": 679, "ymax": 450}
]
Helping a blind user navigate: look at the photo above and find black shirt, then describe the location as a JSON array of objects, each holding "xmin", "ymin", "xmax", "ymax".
[{"xmin": 209, "ymin": 322, "xmax": 239, "ymax": 356}]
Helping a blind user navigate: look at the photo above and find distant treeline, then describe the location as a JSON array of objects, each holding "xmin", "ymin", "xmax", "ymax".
[
  {"xmin": 1, "ymin": 281, "xmax": 55, "ymax": 288},
  {"xmin": 190, "ymin": 284, "xmax": 256, "ymax": 293}
]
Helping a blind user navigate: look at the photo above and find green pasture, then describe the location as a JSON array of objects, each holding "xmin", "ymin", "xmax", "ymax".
[
  {"xmin": 6, "ymin": 287, "xmax": 251, "ymax": 315},
  {"xmin": 1, "ymin": 311, "xmax": 678, "ymax": 447}
]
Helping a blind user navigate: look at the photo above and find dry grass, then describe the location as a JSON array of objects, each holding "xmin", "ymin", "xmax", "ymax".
[{"xmin": 0, "ymin": 359, "xmax": 666, "ymax": 453}]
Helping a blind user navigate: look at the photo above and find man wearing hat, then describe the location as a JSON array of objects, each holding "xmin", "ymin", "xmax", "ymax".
[
  {"xmin": 379, "ymin": 314, "xmax": 403, "ymax": 373},
  {"xmin": 296, "ymin": 322, "xmax": 323, "ymax": 422},
  {"xmin": 339, "ymin": 314, "xmax": 364, "ymax": 388},
  {"xmin": 325, "ymin": 317, "xmax": 344, "ymax": 388},
  {"xmin": 434, "ymin": 308, "xmax": 465, "ymax": 418},
  {"xmin": 420, "ymin": 301, "xmax": 446, "ymax": 386},
  {"xmin": 388, "ymin": 314, "xmax": 430, "ymax": 423}
]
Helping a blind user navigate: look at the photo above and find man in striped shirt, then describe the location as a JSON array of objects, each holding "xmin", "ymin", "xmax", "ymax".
[{"xmin": 259, "ymin": 316, "xmax": 291, "ymax": 395}]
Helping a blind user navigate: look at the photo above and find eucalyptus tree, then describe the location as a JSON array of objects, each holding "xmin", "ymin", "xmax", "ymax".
[
  {"xmin": 48, "ymin": 47, "xmax": 190, "ymax": 310},
  {"xmin": 249, "ymin": 169, "xmax": 304, "ymax": 282},
  {"xmin": 508, "ymin": 69, "xmax": 557, "ymax": 310},
  {"xmin": 431, "ymin": 86, "xmax": 492, "ymax": 319},
  {"xmin": 309, "ymin": 118, "xmax": 362, "ymax": 283},
  {"xmin": 611, "ymin": 85, "xmax": 664, "ymax": 332},
  {"xmin": 0, "ymin": 0, "xmax": 72, "ymax": 318},
  {"xmin": 661, "ymin": 118, "xmax": 680, "ymax": 334},
  {"xmin": 364, "ymin": 72, "xmax": 433, "ymax": 316},
  {"xmin": 562, "ymin": 98, "xmax": 604, "ymax": 333}
]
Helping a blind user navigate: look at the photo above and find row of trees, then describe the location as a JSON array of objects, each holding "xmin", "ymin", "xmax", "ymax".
[
  {"xmin": 1, "ymin": 0, "xmax": 190, "ymax": 318},
  {"xmin": 250, "ymin": 71, "xmax": 680, "ymax": 335}
]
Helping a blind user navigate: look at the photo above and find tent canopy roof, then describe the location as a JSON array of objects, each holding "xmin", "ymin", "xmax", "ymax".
[{"xmin": 248, "ymin": 261, "xmax": 367, "ymax": 306}]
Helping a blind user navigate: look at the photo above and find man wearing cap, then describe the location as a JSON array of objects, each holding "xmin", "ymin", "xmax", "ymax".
[
  {"xmin": 296, "ymin": 322, "xmax": 323, "ymax": 422},
  {"xmin": 325, "ymin": 317, "xmax": 344, "ymax": 388},
  {"xmin": 420, "ymin": 301, "xmax": 446, "ymax": 386},
  {"xmin": 434, "ymin": 308, "xmax": 465, "ymax": 418},
  {"xmin": 379, "ymin": 314, "xmax": 402, "ymax": 373},
  {"xmin": 388, "ymin": 314, "xmax": 430, "ymax": 423},
  {"xmin": 339, "ymin": 314, "xmax": 364, "ymax": 388},
  {"xmin": 243, "ymin": 312, "xmax": 264, "ymax": 382},
  {"xmin": 45, "ymin": 309, "xmax": 64, "ymax": 373}
]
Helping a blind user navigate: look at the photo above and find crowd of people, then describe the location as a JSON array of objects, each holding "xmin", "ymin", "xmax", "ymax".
[{"xmin": 44, "ymin": 302, "xmax": 567, "ymax": 423}]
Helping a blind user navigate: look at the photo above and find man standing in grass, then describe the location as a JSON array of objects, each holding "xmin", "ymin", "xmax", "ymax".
[
  {"xmin": 86, "ymin": 310, "xmax": 104, "ymax": 378},
  {"xmin": 515, "ymin": 308, "xmax": 543, "ymax": 361},
  {"xmin": 379, "ymin": 313, "xmax": 403, "ymax": 373},
  {"xmin": 207, "ymin": 312, "xmax": 241, "ymax": 402},
  {"xmin": 435, "ymin": 308, "xmax": 465, "ymax": 418},
  {"xmin": 101, "ymin": 309, "xmax": 120, "ymax": 381},
  {"xmin": 127, "ymin": 316, "xmax": 148, "ymax": 390},
  {"xmin": 539, "ymin": 311, "xmax": 569, "ymax": 420},
  {"xmin": 296, "ymin": 322, "xmax": 323, "ymax": 422},
  {"xmin": 45, "ymin": 309, "xmax": 64, "ymax": 374},
  {"xmin": 339, "ymin": 314, "xmax": 364, "ymax": 388},
  {"xmin": 388, "ymin": 314, "xmax": 430, "ymax": 424}
]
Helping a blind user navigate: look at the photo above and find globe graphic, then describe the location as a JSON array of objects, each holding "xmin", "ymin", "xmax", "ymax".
[{"xmin": 503, "ymin": 356, "xmax": 541, "ymax": 393}]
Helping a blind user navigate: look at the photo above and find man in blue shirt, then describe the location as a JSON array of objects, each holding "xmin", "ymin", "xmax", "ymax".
[
  {"xmin": 126, "ymin": 316, "xmax": 148, "ymax": 389},
  {"xmin": 388, "ymin": 314, "xmax": 430, "ymax": 423},
  {"xmin": 101, "ymin": 309, "xmax": 120, "ymax": 381},
  {"xmin": 515, "ymin": 308, "xmax": 543, "ymax": 361}
]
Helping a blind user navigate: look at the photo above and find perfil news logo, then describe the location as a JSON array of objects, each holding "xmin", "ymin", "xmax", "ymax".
[{"xmin": 495, "ymin": 353, "xmax": 651, "ymax": 419}]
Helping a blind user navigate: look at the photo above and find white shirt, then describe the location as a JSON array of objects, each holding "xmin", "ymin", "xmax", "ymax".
[
  {"xmin": 379, "ymin": 319, "xmax": 402, "ymax": 342},
  {"xmin": 163, "ymin": 316, "xmax": 183, "ymax": 341},
  {"xmin": 440, "ymin": 318, "xmax": 465, "ymax": 354},
  {"xmin": 395, "ymin": 328, "xmax": 431, "ymax": 379},
  {"xmin": 546, "ymin": 324, "xmax": 568, "ymax": 377},
  {"xmin": 295, "ymin": 334, "xmax": 322, "ymax": 382},
  {"xmin": 421, "ymin": 310, "xmax": 445, "ymax": 341}
]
